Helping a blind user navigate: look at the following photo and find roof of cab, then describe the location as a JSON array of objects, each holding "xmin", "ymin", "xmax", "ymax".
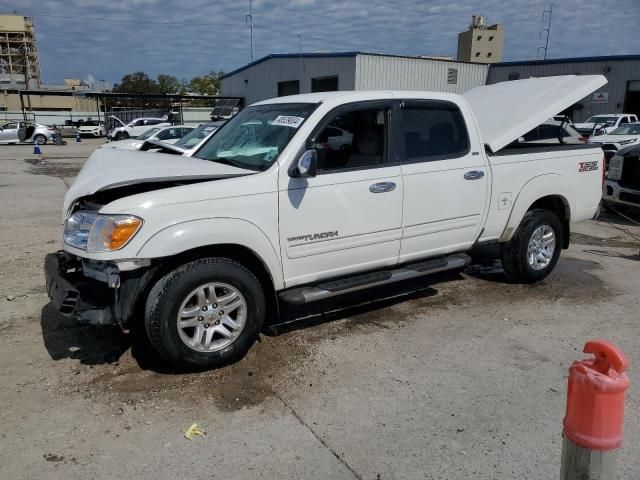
[{"xmin": 252, "ymin": 90, "xmax": 463, "ymax": 106}]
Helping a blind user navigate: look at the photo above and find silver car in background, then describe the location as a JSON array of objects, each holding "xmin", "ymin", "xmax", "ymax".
[{"xmin": 0, "ymin": 121, "xmax": 59, "ymax": 144}]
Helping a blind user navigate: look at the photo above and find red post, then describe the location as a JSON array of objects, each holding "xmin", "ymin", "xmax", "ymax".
[{"xmin": 560, "ymin": 340, "xmax": 629, "ymax": 479}]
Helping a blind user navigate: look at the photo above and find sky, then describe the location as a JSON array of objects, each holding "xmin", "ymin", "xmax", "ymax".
[{"xmin": 3, "ymin": 0, "xmax": 640, "ymax": 86}]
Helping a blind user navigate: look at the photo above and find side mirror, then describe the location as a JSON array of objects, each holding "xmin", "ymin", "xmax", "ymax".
[{"xmin": 289, "ymin": 149, "xmax": 317, "ymax": 178}]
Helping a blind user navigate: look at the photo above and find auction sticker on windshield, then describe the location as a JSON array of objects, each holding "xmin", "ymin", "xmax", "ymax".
[{"xmin": 271, "ymin": 116, "xmax": 305, "ymax": 128}]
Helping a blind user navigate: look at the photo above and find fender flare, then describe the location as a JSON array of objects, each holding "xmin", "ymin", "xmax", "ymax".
[
  {"xmin": 500, "ymin": 173, "xmax": 575, "ymax": 242},
  {"xmin": 137, "ymin": 217, "xmax": 284, "ymax": 290}
]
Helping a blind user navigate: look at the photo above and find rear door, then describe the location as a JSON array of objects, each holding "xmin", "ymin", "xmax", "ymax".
[
  {"xmin": 130, "ymin": 120, "xmax": 149, "ymax": 137},
  {"xmin": 278, "ymin": 101, "xmax": 404, "ymax": 287},
  {"xmin": 398, "ymin": 99, "xmax": 489, "ymax": 263}
]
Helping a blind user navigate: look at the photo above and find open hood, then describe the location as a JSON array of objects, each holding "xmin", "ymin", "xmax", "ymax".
[
  {"xmin": 63, "ymin": 148, "xmax": 253, "ymax": 216},
  {"xmin": 108, "ymin": 115, "xmax": 127, "ymax": 127},
  {"xmin": 463, "ymin": 75, "xmax": 607, "ymax": 152}
]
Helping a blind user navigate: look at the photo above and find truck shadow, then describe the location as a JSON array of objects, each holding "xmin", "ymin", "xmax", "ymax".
[
  {"xmin": 40, "ymin": 303, "xmax": 168, "ymax": 371},
  {"xmin": 40, "ymin": 303, "xmax": 131, "ymax": 366},
  {"xmin": 270, "ymin": 271, "xmax": 463, "ymax": 335},
  {"xmin": 40, "ymin": 271, "xmax": 467, "ymax": 372}
]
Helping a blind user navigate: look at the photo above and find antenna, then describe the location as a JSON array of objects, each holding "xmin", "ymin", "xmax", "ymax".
[
  {"xmin": 298, "ymin": 32, "xmax": 303, "ymax": 80},
  {"xmin": 245, "ymin": 0, "xmax": 254, "ymax": 61},
  {"xmin": 538, "ymin": 4, "xmax": 553, "ymax": 60}
]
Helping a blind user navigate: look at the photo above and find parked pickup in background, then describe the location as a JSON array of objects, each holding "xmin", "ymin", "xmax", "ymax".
[
  {"xmin": 45, "ymin": 75, "xmax": 607, "ymax": 370},
  {"xmin": 574, "ymin": 113, "xmax": 638, "ymax": 137},
  {"xmin": 604, "ymin": 143, "xmax": 640, "ymax": 208}
]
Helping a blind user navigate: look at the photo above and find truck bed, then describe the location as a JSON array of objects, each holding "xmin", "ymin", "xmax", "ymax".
[{"xmin": 479, "ymin": 143, "xmax": 604, "ymax": 243}]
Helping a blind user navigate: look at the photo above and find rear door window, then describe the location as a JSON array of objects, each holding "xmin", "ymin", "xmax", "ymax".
[{"xmin": 400, "ymin": 101, "xmax": 470, "ymax": 162}]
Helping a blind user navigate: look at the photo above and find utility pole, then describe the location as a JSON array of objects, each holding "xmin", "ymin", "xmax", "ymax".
[
  {"xmin": 246, "ymin": 0, "xmax": 254, "ymax": 61},
  {"xmin": 539, "ymin": 4, "xmax": 553, "ymax": 60}
]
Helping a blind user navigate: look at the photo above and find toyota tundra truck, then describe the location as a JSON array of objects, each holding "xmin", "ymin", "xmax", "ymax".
[{"xmin": 45, "ymin": 75, "xmax": 607, "ymax": 370}]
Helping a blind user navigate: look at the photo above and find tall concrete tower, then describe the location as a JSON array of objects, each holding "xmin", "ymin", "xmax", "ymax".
[{"xmin": 457, "ymin": 15, "xmax": 504, "ymax": 64}]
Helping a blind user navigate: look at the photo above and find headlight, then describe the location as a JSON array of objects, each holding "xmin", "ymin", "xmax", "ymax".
[
  {"xmin": 64, "ymin": 212, "xmax": 142, "ymax": 251},
  {"xmin": 618, "ymin": 139, "xmax": 635, "ymax": 145},
  {"xmin": 608, "ymin": 155, "xmax": 623, "ymax": 181},
  {"xmin": 63, "ymin": 211, "xmax": 97, "ymax": 249}
]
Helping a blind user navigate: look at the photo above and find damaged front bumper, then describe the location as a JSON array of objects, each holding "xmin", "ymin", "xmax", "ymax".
[{"xmin": 44, "ymin": 251, "xmax": 157, "ymax": 326}]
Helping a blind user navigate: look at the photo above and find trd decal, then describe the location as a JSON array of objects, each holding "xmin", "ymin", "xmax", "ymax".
[
  {"xmin": 578, "ymin": 161, "xmax": 599, "ymax": 172},
  {"xmin": 288, "ymin": 231, "xmax": 339, "ymax": 243}
]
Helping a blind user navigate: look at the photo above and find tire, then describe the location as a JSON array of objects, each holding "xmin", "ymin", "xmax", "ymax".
[
  {"xmin": 501, "ymin": 209, "xmax": 563, "ymax": 284},
  {"xmin": 145, "ymin": 257, "xmax": 265, "ymax": 370},
  {"xmin": 115, "ymin": 131, "xmax": 128, "ymax": 141},
  {"xmin": 34, "ymin": 134, "xmax": 47, "ymax": 145}
]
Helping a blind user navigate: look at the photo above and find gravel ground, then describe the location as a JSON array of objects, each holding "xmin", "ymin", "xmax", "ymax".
[{"xmin": 1, "ymin": 139, "xmax": 639, "ymax": 479}]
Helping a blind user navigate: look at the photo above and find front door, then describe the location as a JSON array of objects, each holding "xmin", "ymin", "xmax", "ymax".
[
  {"xmin": 398, "ymin": 99, "xmax": 489, "ymax": 263},
  {"xmin": 279, "ymin": 102, "xmax": 403, "ymax": 287}
]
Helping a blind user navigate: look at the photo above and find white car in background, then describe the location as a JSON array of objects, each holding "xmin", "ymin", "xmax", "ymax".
[
  {"xmin": 574, "ymin": 113, "xmax": 638, "ymax": 137},
  {"xmin": 0, "ymin": 121, "xmax": 59, "ymax": 144},
  {"xmin": 102, "ymin": 125, "xmax": 194, "ymax": 151},
  {"xmin": 589, "ymin": 122, "xmax": 640, "ymax": 151},
  {"xmin": 109, "ymin": 116, "xmax": 170, "ymax": 140},
  {"xmin": 314, "ymin": 126, "xmax": 354, "ymax": 150},
  {"xmin": 77, "ymin": 120, "xmax": 106, "ymax": 137}
]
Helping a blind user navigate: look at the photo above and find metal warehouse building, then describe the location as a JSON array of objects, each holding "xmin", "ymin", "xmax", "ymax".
[
  {"xmin": 488, "ymin": 55, "xmax": 640, "ymax": 122},
  {"xmin": 220, "ymin": 52, "xmax": 489, "ymax": 105}
]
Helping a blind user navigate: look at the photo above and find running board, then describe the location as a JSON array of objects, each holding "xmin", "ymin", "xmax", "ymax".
[{"xmin": 279, "ymin": 254, "xmax": 470, "ymax": 305}]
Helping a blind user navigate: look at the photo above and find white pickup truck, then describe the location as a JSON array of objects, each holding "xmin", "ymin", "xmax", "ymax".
[{"xmin": 45, "ymin": 75, "xmax": 606, "ymax": 370}]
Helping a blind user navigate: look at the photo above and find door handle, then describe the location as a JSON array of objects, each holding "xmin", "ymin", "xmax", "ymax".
[
  {"xmin": 369, "ymin": 181, "xmax": 396, "ymax": 193},
  {"xmin": 464, "ymin": 170, "xmax": 485, "ymax": 180}
]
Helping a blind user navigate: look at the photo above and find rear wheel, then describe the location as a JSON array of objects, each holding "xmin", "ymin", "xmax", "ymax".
[
  {"xmin": 145, "ymin": 258, "xmax": 265, "ymax": 370},
  {"xmin": 501, "ymin": 209, "xmax": 562, "ymax": 283},
  {"xmin": 33, "ymin": 134, "xmax": 47, "ymax": 145}
]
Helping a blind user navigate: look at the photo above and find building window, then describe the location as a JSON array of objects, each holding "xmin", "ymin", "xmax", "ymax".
[
  {"xmin": 508, "ymin": 72, "xmax": 520, "ymax": 81},
  {"xmin": 311, "ymin": 75, "xmax": 339, "ymax": 92},
  {"xmin": 487, "ymin": 52, "xmax": 493, "ymax": 57},
  {"xmin": 477, "ymin": 35, "xmax": 482, "ymax": 41},
  {"xmin": 277, "ymin": 80, "xmax": 300, "ymax": 97},
  {"xmin": 489, "ymin": 36, "xmax": 494, "ymax": 41},
  {"xmin": 475, "ymin": 52, "xmax": 480, "ymax": 57},
  {"xmin": 447, "ymin": 68, "xmax": 458, "ymax": 84}
]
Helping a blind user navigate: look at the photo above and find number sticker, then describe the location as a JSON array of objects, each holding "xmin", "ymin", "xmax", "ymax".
[{"xmin": 271, "ymin": 115, "xmax": 305, "ymax": 128}]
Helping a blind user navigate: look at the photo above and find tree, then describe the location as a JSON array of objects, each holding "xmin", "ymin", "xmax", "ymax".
[
  {"xmin": 112, "ymin": 71, "xmax": 159, "ymax": 95},
  {"xmin": 157, "ymin": 74, "xmax": 182, "ymax": 95},
  {"xmin": 189, "ymin": 70, "xmax": 224, "ymax": 95}
]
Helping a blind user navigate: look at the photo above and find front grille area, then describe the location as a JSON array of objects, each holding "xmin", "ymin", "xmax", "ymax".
[
  {"xmin": 602, "ymin": 143, "xmax": 617, "ymax": 151},
  {"xmin": 619, "ymin": 157, "xmax": 640, "ymax": 190},
  {"xmin": 619, "ymin": 191, "xmax": 640, "ymax": 205}
]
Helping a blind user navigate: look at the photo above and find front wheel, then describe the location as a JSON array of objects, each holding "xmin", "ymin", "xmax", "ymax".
[
  {"xmin": 114, "ymin": 131, "xmax": 128, "ymax": 140},
  {"xmin": 501, "ymin": 209, "xmax": 562, "ymax": 283},
  {"xmin": 145, "ymin": 258, "xmax": 265, "ymax": 370},
  {"xmin": 33, "ymin": 134, "xmax": 47, "ymax": 145}
]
